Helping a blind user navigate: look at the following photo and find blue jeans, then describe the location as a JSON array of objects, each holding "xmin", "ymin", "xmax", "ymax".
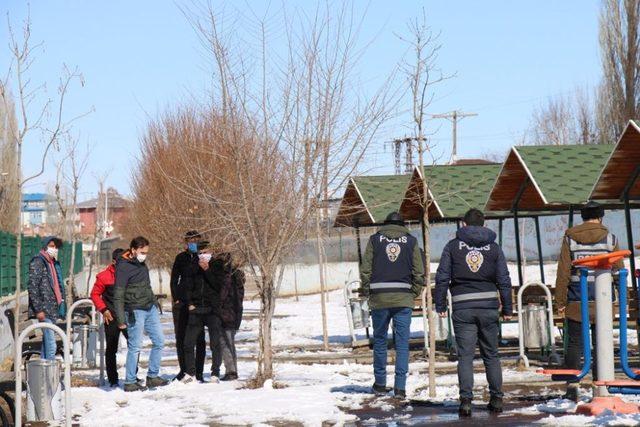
[
  {"xmin": 371, "ymin": 307, "xmax": 412, "ymax": 391},
  {"xmin": 125, "ymin": 305, "xmax": 164, "ymax": 384},
  {"xmin": 41, "ymin": 318, "xmax": 57, "ymax": 360}
]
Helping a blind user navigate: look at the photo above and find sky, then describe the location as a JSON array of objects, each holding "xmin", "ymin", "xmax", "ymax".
[{"xmin": 0, "ymin": 0, "xmax": 601, "ymax": 200}]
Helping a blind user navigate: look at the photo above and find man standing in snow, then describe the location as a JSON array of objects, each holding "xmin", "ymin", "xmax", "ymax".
[
  {"xmin": 359, "ymin": 212, "xmax": 424, "ymax": 399},
  {"xmin": 170, "ymin": 230, "xmax": 206, "ymax": 382},
  {"xmin": 90, "ymin": 248, "xmax": 126, "ymax": 386},
  {"xmin": 28, "ymin": 236, "xmax": 66, "ymax": 360},
  {"xmin": 555, "ymin": 201, "xmax": 622, "ymax": 400},
  {"xmin": 114, "ymin": 236, "xmax": 168, "ymax": 392},
  {"xmin": 435, "ymin": 208, "xmax": 512, "ymax": 417}
]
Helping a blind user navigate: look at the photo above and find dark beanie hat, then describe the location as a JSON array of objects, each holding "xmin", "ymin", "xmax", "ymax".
[
  {"xmin": 42, "ymin": 236, "xmax": 63, "ymax": 249},
  {"xmin": 384, "ymin": 212, "xmax": 405, "ymax": 226},
  {"xmin": 581, "ymin": 201, "xmax": 605, "ymax": 221}
]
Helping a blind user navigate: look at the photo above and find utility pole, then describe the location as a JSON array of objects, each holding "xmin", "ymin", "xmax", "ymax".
[
  {"xmin": 431, "ymin": 110, "xmax": 478, "ymax": 164},
  {"xmin": 388, "ymin": 137, "xmax": 416, "ymax": 174}
]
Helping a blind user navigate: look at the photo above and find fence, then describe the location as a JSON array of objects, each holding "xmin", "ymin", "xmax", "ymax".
[{"xmin": 0, "ymin": 231, "xmax": 83, "ymax": 297}]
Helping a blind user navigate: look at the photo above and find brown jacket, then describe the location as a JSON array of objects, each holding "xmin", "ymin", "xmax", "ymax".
[{"xmin": 555, "ymin": 222, "xmax": 622, "ymax": 322}]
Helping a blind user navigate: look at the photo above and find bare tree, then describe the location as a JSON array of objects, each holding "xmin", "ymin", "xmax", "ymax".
[
  {"xmin": 0, "ymin": 12, "xmax": 88, "ymax": 346},
  {"xmin": 85, "ymin": 173, "xmax": 109, "ymax": 291},
  {"xmin": 53, "ymin": 136, "xmax": 89, "ymax": 302},
  {"xmin": 597, "ymin": 0, "xmax": 640, "ymax": 143},
  {"xmin": 526, "ymin": 87, "xmax": 599, "ymax": 146},
  {"xmin": 399, "ymin": 10, "xmax": 451, "ymax": 398},
  {"xmin": 0, "ymin": 95, "xmax": 19, "ymax": 231},
  {"xmin": 129, "ymin": 1, "xmax": 398, "ymax": 385}
]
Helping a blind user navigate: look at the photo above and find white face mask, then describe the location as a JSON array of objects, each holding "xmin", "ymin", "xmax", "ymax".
[
  {"xmin": 46, "ymin": 247, "xmax": 59, "ymax": 259},
  {"xmin": 136, "ymin": 253, "xmax": 147, "ymax": 263},
  {"xmin": 199, "ymin": 253, "xmax": 212, "ymax": 263}
]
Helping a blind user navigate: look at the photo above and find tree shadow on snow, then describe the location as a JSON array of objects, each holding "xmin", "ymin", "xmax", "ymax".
[{"xmin": 330, "ymin": 384, "xmax": 372, "ymax": 394}]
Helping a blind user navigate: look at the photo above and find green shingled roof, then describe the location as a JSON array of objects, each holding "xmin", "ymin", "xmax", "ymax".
[
  {"xmin": 352, "ymin": 174, "xmax": 410, "ymax": 223},
  {"xmin": 422, "ymin": 164, "xmax": 501, "ymax": 218},
  {"xmin": 515, "ymin": 144, "xmax": 614, "ymax": 205}
]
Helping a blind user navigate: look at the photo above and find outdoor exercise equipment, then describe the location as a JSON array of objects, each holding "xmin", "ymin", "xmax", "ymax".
[
  {"xmin": 517, "ymin": 281, "xmax": 561, "ymax": 368},
  {"xmin": 15, "ymin": 322, "xmax": 71, "ymax": 427},
  {"xmin": 66, "ymin": 299, "xmax": 104, "ymax": 383},
  {"xmin": 553, "ymin": 250, "xmax": 640, "ymax": 416},
  {"xmin": 538, "ymin": 267, "xmax": 592, "ymax": 383}
]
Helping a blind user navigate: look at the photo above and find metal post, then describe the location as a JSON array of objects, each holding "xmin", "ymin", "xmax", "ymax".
[
  {"xmin": 498, "ymin": 218, "xmax": 503, "ymax": 248},
  {"xmin": 355, "ymin": 226, "xmax": 363, "ymax": 266},
  {"xmin": 568, "ymin": 205, "xmax": 574, "ymax": 229},
  {"xmin": 456, "ymin": 220, "xmax": 461, "ymax": 230},
  {"xmin": 99, "ymin": 312, "xmax": 105, "ymax": 386},
  {"xmin": 534, "ymin": 216, "xmax": 545, "ymax": 284},
  {"xmin": 594, "ymin": 269, "xmax": 615, "ymax": 397},
  {"xmin": 512, "ymin": 179, "xmax": 528, "ymax": 288},
  {"xmin": 15, "ymin": 323, "xmax": 72, "ymax": 427},
  {"xmin": 514, "ymin": 210, "xmax": 523, "ymax": 288},
  {"xmin": 624, "ymin": 194, "xmax": 637, "ymax": 292}
]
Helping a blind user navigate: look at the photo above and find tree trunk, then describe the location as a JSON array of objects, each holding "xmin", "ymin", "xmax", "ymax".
[
  {"xmin": 13, "ymin": 142, "xmax": 22, "ymax": 347},
  {"xmin": 418, "ymin": 138, "xmax": 436, "ymax": 398},
  {"xmin": 256, "ymin": 273, "xmax": 275, "ymax": 383},
  {"xmin": 67, "ymin": 236, "xmax": 76, "ymax": 303},
  {"xmin": 315, "ymin": 207, "xmax": 330, "ymax": 351}
]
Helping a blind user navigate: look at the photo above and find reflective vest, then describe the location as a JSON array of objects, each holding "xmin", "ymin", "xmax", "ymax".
[
  {"xmin": 567, "ymin": 233, "xmax": 616, "ymax": 302},
  {"xmin": 369, "ymin": 232, "xmax": 417, "ymax": 295}
]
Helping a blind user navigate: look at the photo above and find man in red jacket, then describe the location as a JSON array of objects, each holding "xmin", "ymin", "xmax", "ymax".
[{"xmin": 91, "ymin": 248, "xmax": 126, "ymax": 387}]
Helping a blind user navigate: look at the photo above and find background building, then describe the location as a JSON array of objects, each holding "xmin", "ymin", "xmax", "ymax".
[
  {"xmin": 78, "ymin": 188, "xmax": 131, "ymax": 239},
  {"xmin": 21, "ymin": 193, "xmax": 54, "ymax": 235}
]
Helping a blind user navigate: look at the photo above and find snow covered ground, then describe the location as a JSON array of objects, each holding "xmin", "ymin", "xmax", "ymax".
[{"xmin": 65, "ymin": 259, "xmax": 640, "ymax": 426}]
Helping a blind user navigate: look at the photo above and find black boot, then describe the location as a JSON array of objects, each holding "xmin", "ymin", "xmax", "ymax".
[
  {"xmin": 146, "ymin": 376, "xmax": 169, "ymax": 388},
  {"xmin": 173, "ymin": 371, "xmax": 185, "ymax": 382},
  {"xmin": 488, "ymin": 395, "xmax": 503, "ymax": 413},
  {"xmin": 124, "ymin": 382, "xmax": 148, "ymax": 392},
  {"xmin": 459, "ymin": 398, "xmax": 472, "ymax": 417},
  {"xmin": 372, "ymin": 383, "xmax": 392, "ymax": 396},
  {"xmin": 563, "ymin": 384, "xmax": 579, "ymax": 403},
  {"xmin": 221, "ymin": 372, "xmax": 238, "ymax": 381},
  {"xmin": 394, "ymin": 388, "xmax": 406, "ymax": 399}
]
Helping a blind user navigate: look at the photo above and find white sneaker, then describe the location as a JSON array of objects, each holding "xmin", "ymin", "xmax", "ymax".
[
  {"xmin": 181, "ymin": 374, "xmax": 195, "ymax": 384},
  {"xmin": 210, "ymin": 375, "xmax": 220, "ymax": 384}
]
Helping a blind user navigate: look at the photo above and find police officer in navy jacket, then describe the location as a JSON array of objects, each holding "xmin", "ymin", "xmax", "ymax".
[{"xmin": 435, "ymin": 208, "xmax": 512, "ymax": 417}]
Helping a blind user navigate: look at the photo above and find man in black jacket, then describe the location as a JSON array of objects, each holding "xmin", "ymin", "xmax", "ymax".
[
  {"xmin": 114, "ymin": 236, "xmax": 168, "ymax": 392},
  {"xmin": 435, "ymin": 209, "xmax": 512, "ymax": 417},
  {"xmin": 170, "ymin": 230, "xmax": 206, "ymax": 381},
  {"xmin": 183, "ymin": 242, "xmax": 220, "ymax": 383}
]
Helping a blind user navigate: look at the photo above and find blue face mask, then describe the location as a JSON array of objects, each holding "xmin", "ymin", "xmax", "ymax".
[{"xmin": 188, "ymin": 243, "xmax": 198, "ymax": 253}]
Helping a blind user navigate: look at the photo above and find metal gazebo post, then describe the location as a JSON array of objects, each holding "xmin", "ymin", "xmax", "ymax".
[
  {"xmin": 534, "ymin": 216, "xmax": 545, "ymax": 284},
  {"xmin": 621, "ymin": 166, "xmax": 640, "ymax": 349},
  {"xmin": 355, "ymin": 221, "xmax": 363, "ymax": 266},
  {"xmin": 568, "ymin": 205, "xmax": 574, "ymax": 229},
  {"xmin": 512, "ymin": 178, "xmax": 529, "ymax": 287}
]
